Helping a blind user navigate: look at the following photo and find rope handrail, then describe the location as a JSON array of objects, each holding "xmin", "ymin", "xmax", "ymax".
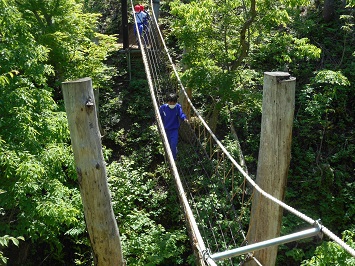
[{"xmin": 131, "ymin": 2, "xmax": 217, "ymax": 265}]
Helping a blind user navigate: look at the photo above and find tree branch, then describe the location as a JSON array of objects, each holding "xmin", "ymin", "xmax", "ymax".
[{"xmin": 231, "ymin": 0, "xmax": 256, "ymax": 70}]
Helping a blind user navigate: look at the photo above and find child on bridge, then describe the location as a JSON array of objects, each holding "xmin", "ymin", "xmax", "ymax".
[
  {"xmin": 159, "ymin": 93, "xmax": 188, "ymax": 160},
  {"xmin": 134, "ymin": 4, "xmax": 148, "ymax": 46}
]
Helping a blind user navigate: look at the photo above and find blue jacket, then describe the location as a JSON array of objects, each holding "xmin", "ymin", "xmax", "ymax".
[{"xmin": 159, "ymin": 103, "xmax": 187, "ymax": 130}]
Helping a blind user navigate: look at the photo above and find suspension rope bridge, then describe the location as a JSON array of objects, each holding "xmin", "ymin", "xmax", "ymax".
[{"xmin": 128, "ymin": 2, "xmax": 355, "ymax": 265}]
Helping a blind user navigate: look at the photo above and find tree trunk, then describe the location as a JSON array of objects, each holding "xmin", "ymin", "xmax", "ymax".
[
  {"xmin": 323, "ymin": 0, "xmax": 335, "ymax": 22},
  {"xmin": 228, "ymin": 106, "xmax": 249, "ymax": 176},
  {"xmin": 245, "ymin": 72, "xmax": 295, "ymax": 266},
  {"xmin": 207, "ymin": 100, "xmax": 221, "ymax": 133},
  {"xmin": 62, "ymin": 77, "xmax": 124, "ymax": 266},
  {"xmin": 152, "ymin": 0, "xmax": 160, "ymax": 22},
  {"xmin": 121, "ymin": 0, "xmax": 129, "ymax": 49},
  {"xmin": 179, "ymin": 87, "xmax": 192, "ymax": 119}
]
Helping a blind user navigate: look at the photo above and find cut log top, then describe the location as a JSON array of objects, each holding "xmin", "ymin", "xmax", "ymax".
[
  {"xmin": 62, "ymin": 77, "xmax": 91, "ymax": 84},
  {"xmin": 264, "ymin": 71, "xmax": 290, "ymax": 77},
  {"xmin": 264, "ymin": 71, "xmax": 296, "ymax": 82}
]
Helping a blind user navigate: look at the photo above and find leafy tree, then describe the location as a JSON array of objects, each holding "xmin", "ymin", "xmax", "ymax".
[
  {"xmin": 301, "ymin": 229, "xmax": 355, "ymax": 265},
  {"xmin": 82, "ymin": 0, "xmax": 122, "ymax": 34},
  {"xmin": 0, "ymin": 0, "xmax": 118, "ymax": 264},
  {"xmin": 0, "ymin": 234, "xmax": 24, "ymax": 264},
  {"xmin": 169, "ymin": 0, "xmax": 320, "ymax": 132},
  {"xmin": 14, "ymin": 0, "xmax": 117, "ymax": 91}
]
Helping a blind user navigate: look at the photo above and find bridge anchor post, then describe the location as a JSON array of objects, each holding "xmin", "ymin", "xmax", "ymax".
[{"xmin": 246, "ymin": 72, "xmax": 296, "ymax": 265}]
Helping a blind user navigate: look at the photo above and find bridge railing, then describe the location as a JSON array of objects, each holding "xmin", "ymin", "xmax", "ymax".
[{"xmin": 131, "ymin": 4, "xmax": 253, "ymax": 264}]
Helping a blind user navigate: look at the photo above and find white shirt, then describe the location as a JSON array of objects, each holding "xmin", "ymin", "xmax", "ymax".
[{"xmin": 135, "ymin": 12, "xmax": 147, "ymax": 24}]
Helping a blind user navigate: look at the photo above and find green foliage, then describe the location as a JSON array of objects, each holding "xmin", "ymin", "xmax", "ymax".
[
  {"xmin": 82, "ymin": 0, "xmax": 121, "ymax": 34},
  {"xmin": 300, "ymin": 70, "xmax": 350, "ymax": 123},
  {"xmin": 0, "ymin": 0, "xmax": 116, "ymax": 264},
  {"xmin": 301, "ymin": 230, "xmax": 355, "ymax": 265},
  {"xmin": 0, "ymin": 71, "xmax": 19, "ymax": 86},
  {"xmin": 108, "ymin": 158, "xmax": 167, "ymax": 220},
  {"xmin": 102, "ymin": 74, "xmax": 161, "ymax": 166},
  {"xmin": 170, "ymin": 0, "xmax": 244, "ymax": 101},
  {"xmin": 14, "ymin": 0, "xmax": 118, "ymax": 89},
  {"xmin": 170, "ymin": 0, "xmax": 321, "ymax": 135},
  {"xmin": 0, "ymin": 0, "xmax": 82, "ymax": 264},
  {"xmin": 107, "ymin": 157, "xmax": 189, "ymax": 265},
  {"xmin": 250, "ymin": 33, "xmax": 321, "ymax": 71},
  {"xmin": 278, "ymin": 2, "xmax": 355, "ymax": 263},
  {"xmin": 0, "ymin": 235, "xmax": 25, "ymax": 264},
  {"xmin": 121, "ymin": 210, "xmax": 188, "ymax": 265},
  {"xmin": 285, "ymin": 68, "xmax": 353, "ymax": 263},
  {"xmin": 346, "ymin": 0, "xmax": 355, "ymax": 7},
  {"xmin": 0, "ymin": 1, "xmax": 53, "ymax": 84},
  {"xmin": 170, "ymin": 0, "xmax": 318, "ymax": 77}
]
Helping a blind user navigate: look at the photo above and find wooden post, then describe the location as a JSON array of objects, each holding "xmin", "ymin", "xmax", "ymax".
[
  {"xmin": 93, "ymin": 88, "xmax": 103, "ymax": 135},
  {"xmin": 152, "ymin": 0, "xmax": 160, "ymax": 22},
  {"xmin": 245, "ymin": 72, "xmax": 296, "ymax": 266},
  {"xmin": 62, "ymin": 78, "xmax": 124, "ymax": 266},
  {"xmin": 179, "ymin": 88, "xmax": 192, "ymax": 119},
  {"xmin": 121, "ymin": 0, "xmax": 129, "ymax": 49}
]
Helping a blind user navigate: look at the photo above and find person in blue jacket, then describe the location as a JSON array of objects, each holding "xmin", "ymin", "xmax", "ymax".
[
  {"xmin": 133, "ymin": 4, "xmax": 147, "ymax": 46},
  {"xmin": 140, "ymin": 5, "xmax": 150, "ymax": 45},
  {"xmin": 159, "ymin": 93, "xmax": 188, "ymax": 160}
]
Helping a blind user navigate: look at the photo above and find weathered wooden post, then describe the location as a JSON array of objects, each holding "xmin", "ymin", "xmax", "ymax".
[
  {"xmin": 121, "ymin": 0, "xmax": 128, "ymax": 49},
  {"xmin": 152, "ymin": 0, "xmax": 160, "ymax": 22},
  {"xmin": 245, "ymin": 72, "xmax": 296, "ymax": 265},
  {"xmin": 179, "ymin": 88, "xmax": 192, "ymax": 119},
  {"xmin": 62, "ymin": 77, "xmax": 124, "ymax": 266}
]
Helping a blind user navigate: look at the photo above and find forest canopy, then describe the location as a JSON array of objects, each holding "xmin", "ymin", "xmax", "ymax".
[{"xmin": 1, "ymin": 0, "xmax": 354, "ymax": 265}]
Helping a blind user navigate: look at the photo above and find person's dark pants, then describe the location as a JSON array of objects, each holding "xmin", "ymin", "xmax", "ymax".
[
  {"xmin": 134, "ymin": 23, "xmax": 144, "ymax": 45},
  {"xmin": 166, "ymin": 128, "xmax": 179, "ymax": 160}
]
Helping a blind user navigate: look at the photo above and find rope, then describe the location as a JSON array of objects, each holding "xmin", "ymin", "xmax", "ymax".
[{"xmin": 131, "ymin": 2, "xmax": 217, "ymax": 265}]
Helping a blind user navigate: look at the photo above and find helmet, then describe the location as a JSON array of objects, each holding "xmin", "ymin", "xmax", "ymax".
[
  {"xmin": 134, "ymin": 5, "xmax": 140, "ymax": 12},
  {"xmin": 140, "ymin": 5, "xmax": 144, "ymax": 11}
]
